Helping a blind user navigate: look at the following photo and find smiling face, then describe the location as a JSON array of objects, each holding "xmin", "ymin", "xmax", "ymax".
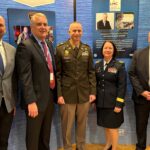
[
  {"xmin": 68, "ymin": 22, "xmax": 83, "ymax": 45},
  {"xmin": 0, "ymin": 16, "xmax": 6, "ymax": 40},
  {"xmin": 30, "ymin": 13, "xmax": 48, "ymax": 41},
  {"xmin": 102, "ymin": 41, "xmax": 114, "ymax": 60}
]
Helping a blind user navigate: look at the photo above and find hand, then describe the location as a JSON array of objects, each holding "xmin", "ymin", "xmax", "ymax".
[
  {"xmin": 147, "ymin": 95, "xmax": 150, "ymax": 100},
  {"xmin": 114, "ymin": 107, "xmax": 122, "ymax": 113},
  {"xmin": 141, "ymin": 91, "xmax": 150, "ymax": 100},
  {"xmin": 58, "ymin": 96, "xmax": 65, "ymax": 105},
  {"xmin": 28, "ymin": 102, "xmax": 38, "ymax": 118},
  {"xmin": 89, "ymin": 95, "xmax": 96, "ymax": 103}
]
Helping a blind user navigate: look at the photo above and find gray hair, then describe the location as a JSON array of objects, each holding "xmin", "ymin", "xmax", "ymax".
[{"xmin": 30, "ymin": 13, "xmax": 47, "ymax": 25}]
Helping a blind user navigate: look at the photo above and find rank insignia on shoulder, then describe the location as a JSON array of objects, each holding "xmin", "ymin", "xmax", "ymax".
[
  {"xmin": 118, "ymin": 60, "xmax": 124, "ymax": 63},
  {"xmin": 95, "ymin": 60, "xmax": 100, "ymax": 64},
  {"xmin": 57, "ymin": 42, "xmax": 64, "ymax": 47},
  {"xmin": 84, "ymin": 43, "xmax": 90, "ymax": 47}
]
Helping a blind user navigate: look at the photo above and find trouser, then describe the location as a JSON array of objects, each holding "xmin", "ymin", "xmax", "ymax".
[
  {"xmin": 0, "ymin": 99, "xmax": 14, "ymax": 150},
  {"xmin": 60, "ymin": 102, "xmax": 90, "ymax": 150},
  {"xmin": 134, "ymin": 102, "xmax": 150, "ymax": 150},
  {"xmin": 26, "ymin": 95, "xmax": 54, "ymax": 150}
]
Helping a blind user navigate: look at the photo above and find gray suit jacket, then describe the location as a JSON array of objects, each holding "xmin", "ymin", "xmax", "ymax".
[
  {"xmin": 129, "ymin": 47, "xmax": 150, "ymax": 104},
  {"xmin": 0, "ymin": 41, "xmax": 16, "ymax": 112}
]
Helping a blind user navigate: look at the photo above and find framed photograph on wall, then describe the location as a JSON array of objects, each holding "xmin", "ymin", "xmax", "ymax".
[{"xmin": 7, "ymin": 8, "xmax": 56, "ymax": 47}]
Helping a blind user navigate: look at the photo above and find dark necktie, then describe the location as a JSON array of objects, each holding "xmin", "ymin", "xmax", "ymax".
[
  {"xmin": 41, "ymin": 41, "xmax": 55, "ymax": 89},
  {"xmin": 74, "ymin": 47, "xmax": 79, "ymax": 58},
  {"xmin": 0, "ymin": 44, "xmax": 4, "ymax": 75},
  {"xmin": 104, "ymin": 63, "xmax": 108, "ymax": 70}
]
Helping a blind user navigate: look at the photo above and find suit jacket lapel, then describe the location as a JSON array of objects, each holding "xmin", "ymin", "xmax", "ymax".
[
  {"xmin": 143, "ymin": 48, "xmax": 149, "ymax": 83},
  {"xmin": 67, "ymin": 40, "xmax": 75, "ymax": 58},
  {"xmin": 30, "ymin": 36, "xmax": 48, "ymax": 68},
  {"xmin": 77, "ymin": 43, "xmax": 85, "ymax": 59},
  {"xmin": 2, "ymin": 42, "xmax": 8, "ymax": 76},
  {"xmin": 100, "ymin": 60, "xmax": 104, "ymax": 72}
]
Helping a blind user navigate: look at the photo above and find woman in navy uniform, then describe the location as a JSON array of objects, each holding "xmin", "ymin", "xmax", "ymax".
[{"xmin": 95, "ymin": 41, "xmax": 126, "ymax": 150}]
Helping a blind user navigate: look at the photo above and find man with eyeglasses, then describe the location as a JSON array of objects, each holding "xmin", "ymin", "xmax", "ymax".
[{"xmin": 16, "ymin": 13, "xmax": 57, "ymax": 150}]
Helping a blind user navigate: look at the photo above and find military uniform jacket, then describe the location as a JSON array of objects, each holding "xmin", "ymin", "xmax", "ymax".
[
  {"xmin": 56, "ymin": 40, "xmax": 96, "ymax": 104},
  {"xmin": 95, "ymin": 59, "xmax": 126, "ymax": 108}
]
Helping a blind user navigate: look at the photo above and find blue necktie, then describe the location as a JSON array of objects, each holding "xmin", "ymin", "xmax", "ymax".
[{"xmin": 0, "ymin": 53, "xmax": 4, "ymax": 75}]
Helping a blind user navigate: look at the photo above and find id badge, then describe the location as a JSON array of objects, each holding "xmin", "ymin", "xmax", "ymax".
[{"xmin": 50, "ymin": 73, "xmax": 54, "ymax": 81}]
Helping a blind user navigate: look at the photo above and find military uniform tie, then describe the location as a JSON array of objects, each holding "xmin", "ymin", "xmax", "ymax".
[
  {"xmin": 41, "ymin": 41, "xmax": 55, "ymax": 89},
  {"xmin": 104, "ymin": 63, "xmax": 108, "ymax": 70},
  {"xmin": 74, "ymin": 47, "xmax": 79, "ymax": 58}
]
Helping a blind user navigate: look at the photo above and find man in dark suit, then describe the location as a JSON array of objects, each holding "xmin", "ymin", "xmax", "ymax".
[
  {"xmin": 129, "ymin": 32, "xmax": 150, "ymax": 150},
  {"xmin": 56, "ymin": 22, "xmax": 96, "ymax": 150},
  {"xmin": 0, "ymin": 15, "xmax": 16, "ymax": 150},
  {"xmin": 16, "ymin": 13, "xmax": 56, "ymax": 150},
  {"xmin": 97, "ymin": 13, "xmax": 111, "ymax": 30}
]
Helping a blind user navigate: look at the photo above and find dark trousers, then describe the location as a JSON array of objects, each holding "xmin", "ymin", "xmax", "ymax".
[
  {"xmin": 0, "ymin": 99, "xmax": 13, "ymax": 150},
  {"xmin": 134, "ymin": 102, "xmax": 150, "ymax": 150},
  {"xmin": 26, "ymin": 94, "xmax": 54, "ymax": 150}
]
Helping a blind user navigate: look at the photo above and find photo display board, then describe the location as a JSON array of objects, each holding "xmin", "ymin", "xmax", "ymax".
[
  {"xmin": 7, "ymin": 9, "xmax": 56, "ymax": 47},
  {"xmin": 93, "ymin": 0, "xmax": 139, "ymax": 58}
]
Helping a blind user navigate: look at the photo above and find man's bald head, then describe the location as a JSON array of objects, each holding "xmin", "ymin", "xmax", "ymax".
[{"xmin": 0, "ymin": 16, "xmax": 6, "ymax": 39}]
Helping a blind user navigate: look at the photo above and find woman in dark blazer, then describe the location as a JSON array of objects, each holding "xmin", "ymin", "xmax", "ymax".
[{"xmin": 95, "ymin": 41, "xmax": 126, "ymax": 150}]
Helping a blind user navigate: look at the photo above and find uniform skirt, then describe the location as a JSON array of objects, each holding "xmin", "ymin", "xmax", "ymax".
[{"xmin": 97, "ymin": 107, "xmax": 124, "ymax": 128}]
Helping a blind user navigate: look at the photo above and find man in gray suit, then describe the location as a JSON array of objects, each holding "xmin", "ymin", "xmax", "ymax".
[{"xmin": 0, "ymin": 16, "xmax": 16, "ymax": 150}]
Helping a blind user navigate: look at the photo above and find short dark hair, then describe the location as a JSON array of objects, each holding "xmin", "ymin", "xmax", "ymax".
[{"xmin": 100, "ymin": 40, "xmax": 117, "ymax": 58}]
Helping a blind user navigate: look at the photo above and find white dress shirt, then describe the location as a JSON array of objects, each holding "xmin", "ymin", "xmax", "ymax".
[{"xmin": 0, "ymin": 40, "xmax": 6, "ymax": 69}]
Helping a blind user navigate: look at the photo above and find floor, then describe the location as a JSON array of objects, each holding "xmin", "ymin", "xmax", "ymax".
[{"xmin": 58, "ymin": 144, "xmax": 150, "ymax": 150}]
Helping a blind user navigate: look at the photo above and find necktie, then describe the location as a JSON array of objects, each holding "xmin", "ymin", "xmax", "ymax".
[
  {"xmin": 104, "ymin": 63, "xmax": 108, "ymax": 70},
  {"xmin": 0, "ymin": 54, "xmax": 4, "ymax": 75},
  {"xmin": 74, "ymin": 47, "xmax": 79, "ymax": 58},
  {"xmin": 0, "ymin": 44, "xmax": 4, "ymax": 75},
  {"xmin": 41, "ymin": 41, "xmax": 55, "ymax": 89}
]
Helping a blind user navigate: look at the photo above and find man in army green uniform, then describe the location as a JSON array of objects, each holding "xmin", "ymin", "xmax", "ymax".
[{"xmin": 56, "ymin": 22, "xmax": 96, "ymax": 150}]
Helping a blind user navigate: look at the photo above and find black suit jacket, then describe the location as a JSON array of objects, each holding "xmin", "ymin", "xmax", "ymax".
[
  {"xmin": 95, "ymin": 59, "xmax": 126, "ymax": 108},
  {"xmin": 16, "ymin": 35, "xmax": 57, "ymax": 112},
  {"xmin": 97, "ymin": 20, "xmax": 111, "ymax": 30},
  {"xmin": 129, "ymin": 47, "xmax": 150, "ymax": 104}
]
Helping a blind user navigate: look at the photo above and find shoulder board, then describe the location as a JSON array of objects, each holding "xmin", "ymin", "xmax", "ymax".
[
  {"xmin": 57, "ymin": 42, "xmax": 65, "ymax": 47},
  {"xmin": 95, "ymin": 60, "xmax": 100, "ymax": 64},
  {"xmin": 118, "ymin": 60, "xmax": 124, "ymax": 64},
  {"xmin": 82, "ymin": 43, "xmax": 90, "ymax": 48},
  {"xmin": 115, "ymin": 60, "xmax": 125, "ymax": 68}
]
